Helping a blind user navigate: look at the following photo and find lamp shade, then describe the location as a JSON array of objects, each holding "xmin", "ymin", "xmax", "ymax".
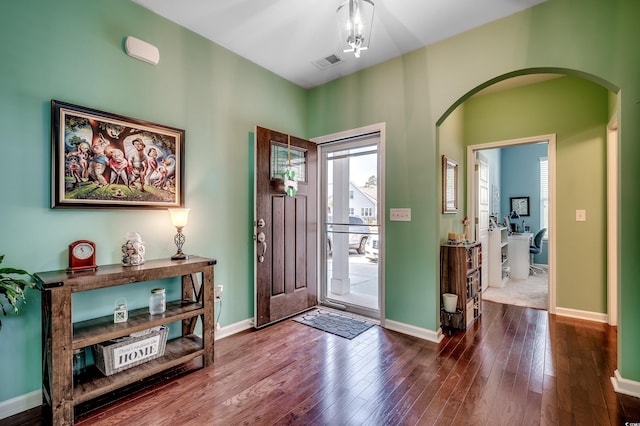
[
  {"xmin": 168, "ymin": 208, "xmax": 190, "ymax": 228},
  {"xmin": 337, "ymin": 0, "xmax": 375, "ymax": 58},
  {"xmin": 510, "ymin": 210, "xmax": 520, "ymax": 219}
]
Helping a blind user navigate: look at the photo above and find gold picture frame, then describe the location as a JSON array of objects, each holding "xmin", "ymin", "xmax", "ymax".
[{"xmin": 51, "ymin": 100, "xmax": 185, "ymax": 209}]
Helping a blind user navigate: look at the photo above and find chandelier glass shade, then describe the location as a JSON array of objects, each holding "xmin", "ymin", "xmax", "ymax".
[{"xmin": 337, "ymin": 0, "xmax": 375, "ymax": 58}]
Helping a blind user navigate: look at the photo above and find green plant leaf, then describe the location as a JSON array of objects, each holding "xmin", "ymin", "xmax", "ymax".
[
  {"xmin": 0, "ymin": 267, "xmax": 33, "ymax": 277},
  {"xmin": 0, "ymin": 255, "xmax": 36, "ymax": 331}
]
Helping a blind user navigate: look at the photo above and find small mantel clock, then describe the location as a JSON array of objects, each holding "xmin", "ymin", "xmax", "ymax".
[{"xmin": 67, "ymin": 240, "xmax": 98, "ymax": 272}]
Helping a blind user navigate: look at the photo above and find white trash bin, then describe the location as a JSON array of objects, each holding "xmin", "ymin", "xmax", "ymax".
[{"xmin": 442, "ymin": 293, "xmax": 458, "ymax": 313}]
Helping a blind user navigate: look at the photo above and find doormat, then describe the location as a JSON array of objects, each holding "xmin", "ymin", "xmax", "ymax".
[{"xmin": 293, "ymin": 310, "xmax": 374, "ymax": 340}]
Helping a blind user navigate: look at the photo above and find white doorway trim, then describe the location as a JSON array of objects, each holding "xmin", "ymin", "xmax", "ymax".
[
  {"xmin": 607, "ymin": 114, "xmax": 619, "ymax": 326},
  {"xmin": 312, "ymin": 122, "xmax": 386, "ymax": 325},
  {"xmin": 466, "ymin": 134, "xmax": 557, "ymax": 314}
]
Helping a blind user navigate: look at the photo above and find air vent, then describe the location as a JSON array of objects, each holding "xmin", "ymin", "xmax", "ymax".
[{"xmin": 313, "ymin": 54, "xmax": 343, "ymax": 70}]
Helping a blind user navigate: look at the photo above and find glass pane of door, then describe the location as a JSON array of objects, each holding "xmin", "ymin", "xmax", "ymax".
[
  {"xmin": 270, "ymin": 143, "xmax": 306, "ymax": 181},
  {"xmin": 321, "ymin": 135, "xmax": 380, "ymax": 318}
]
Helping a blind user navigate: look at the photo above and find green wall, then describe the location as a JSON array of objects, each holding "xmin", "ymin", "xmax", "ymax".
[
  {"xmin": 464, "ymin": 76, "xmax": 607, "ymax": 311},
  {"xmin": 2, "ymin": 0, "xmax": 640, "ymax": 410},
  {"xmin": 308, "ymin": 49, "xmax": 439, "ymax": 330},
  {"xmin": 0, "ymin": 0, "xmax": 306, "ymax": 403},
  {"xmin": 438, "ymin": 105, "xmax": 466, "ymax": 243},
  {"xmin": 308, "ymin": 0, "xmax": 640, "ymax": 382}
]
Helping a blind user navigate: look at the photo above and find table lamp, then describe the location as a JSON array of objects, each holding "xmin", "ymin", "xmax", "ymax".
[
  {"xmin": 168, "ymin": 208, "xmax": 190, "ymax": 260},
  {"xmin": 509, "ymin": 210, "xmax": 520, "ymax": 233}
]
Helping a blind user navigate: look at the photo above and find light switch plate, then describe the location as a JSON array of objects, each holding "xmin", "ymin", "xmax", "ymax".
[
  {"xmin": 390, "ymin": 208, "xmax": 411, "ymax": 221},
  {"xmin": 576, "ymin": 209, "xmax": 586, "ymax": 221}
]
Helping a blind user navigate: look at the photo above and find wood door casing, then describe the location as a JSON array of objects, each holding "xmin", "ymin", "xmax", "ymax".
[{"xmin": 255, "ymin": 126, "xmax": 317, "ymax": 328}]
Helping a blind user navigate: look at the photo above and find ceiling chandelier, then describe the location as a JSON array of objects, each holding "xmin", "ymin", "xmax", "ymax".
[{"xmin": 337, "ymin": 0, "xmax": 375, "ymax": 58}]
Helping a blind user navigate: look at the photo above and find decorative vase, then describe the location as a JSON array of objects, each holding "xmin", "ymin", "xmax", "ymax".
[{"xmin": 121, "ymin": 232, "xmax": 145, "ymax": 266}]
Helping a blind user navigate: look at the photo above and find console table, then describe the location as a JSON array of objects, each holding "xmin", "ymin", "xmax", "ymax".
[{"xmin": 35, "ymin": 256, "xmax": 216, "ymax": 425}]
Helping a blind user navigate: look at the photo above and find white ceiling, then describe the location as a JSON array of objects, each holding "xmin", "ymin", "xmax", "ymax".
[{"xmin": 132, "ymin": 0, "xmax": 546, "ymax": 89}]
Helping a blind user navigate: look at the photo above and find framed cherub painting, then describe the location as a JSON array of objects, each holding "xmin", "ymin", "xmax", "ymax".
[{"xmin": 51, "ymin": 100, "xmax": 184, "ymax": 209}]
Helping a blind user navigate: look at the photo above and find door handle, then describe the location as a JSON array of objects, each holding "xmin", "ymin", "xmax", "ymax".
[{"xmin": 257, "ymin": 231, "xmax": 267, "ymax": 263}]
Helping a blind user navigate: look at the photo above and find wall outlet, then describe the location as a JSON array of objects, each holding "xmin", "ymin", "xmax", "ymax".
[
  {"xmin": 215, "ymin": 284, "xmax": 223, "ymax": 300},
  {"xmin": 576, "ymin": 209, "xmax": 586, "ymax": 222}
]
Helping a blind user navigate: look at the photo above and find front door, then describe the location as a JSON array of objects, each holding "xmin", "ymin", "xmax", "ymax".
[{"xmin": 254, "ymin": 127, "xmax": 317, "ymax": 328}]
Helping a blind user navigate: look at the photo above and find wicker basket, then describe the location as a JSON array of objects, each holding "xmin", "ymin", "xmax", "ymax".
[{"xmin": 93, "ymin": 326, "xmax": 168, "ymax": 376}]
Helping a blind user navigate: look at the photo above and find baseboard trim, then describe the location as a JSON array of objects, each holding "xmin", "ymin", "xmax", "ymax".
[
  {"xmin": 611, "ymin": 369, "xmax": 640, "ymax": 398},
  {"xmin": 554, "ymin": 306, "xmax": 608, "ymax": 323},
  {"xmin": 0, "ymin": 389, "xmax": 42, "ymax": 420},
  {"xmin": 214, "ymin": 318, "xmax": 253, "ymax": 340},
  {"xmin": 383, "ymin": 319, "xmax": 443, "ymax": 343},
  {"xmin": 215, "ymin": 315, "xmax": 445, "ymax": 344}
]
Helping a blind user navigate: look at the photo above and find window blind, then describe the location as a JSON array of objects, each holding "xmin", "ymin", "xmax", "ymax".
[{"xmin": 540, "ymin": 157, "xmax": 548, "ymax": 236}]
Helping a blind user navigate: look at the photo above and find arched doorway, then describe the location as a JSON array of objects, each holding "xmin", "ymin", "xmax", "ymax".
[{"xmin": 437, "ymin": 69, "xmax": 619, "ymax": 324}]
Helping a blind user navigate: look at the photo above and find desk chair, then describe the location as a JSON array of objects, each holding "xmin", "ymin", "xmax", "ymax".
[{"xmin": 529, "ymin": 228, "xmax": 547, "ymax": 275}]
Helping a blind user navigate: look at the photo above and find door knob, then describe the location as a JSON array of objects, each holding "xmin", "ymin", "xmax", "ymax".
[{"xmin": 257, "ymin": 231, "xmax": 267, "ymax": 263}]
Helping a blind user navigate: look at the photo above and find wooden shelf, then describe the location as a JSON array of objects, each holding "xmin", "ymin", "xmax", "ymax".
[
  {"xmin": 489, "ymin": 227, "xmax": 509, "ymax": 288},
  {"xmin": 36, "ymin": 257, "xmax": 216, "ymax": 425},
  {"xmin": 73, "ymin": 300, "xmax": 204, "ymax": 348},
  {"xmin": 73, "ymin": 336, "xmax": 203, "ymax": 404},
  {"xmin": 36, "ymin": 257, "xmax": 216, "ymax": 291},
  {"xmin": 440, "ymin": 243, "xmax": 482, "ymax": 332}
]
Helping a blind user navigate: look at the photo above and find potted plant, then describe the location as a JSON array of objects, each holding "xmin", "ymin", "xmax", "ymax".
[{"xmin": 0, "ymin": 254, "xmax": 39, "ymax": 331}]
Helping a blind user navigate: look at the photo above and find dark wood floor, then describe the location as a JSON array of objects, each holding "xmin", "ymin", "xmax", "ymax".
[{"xmin": 4, "ymin": 301, "xmax": 640, "ymax": 425}]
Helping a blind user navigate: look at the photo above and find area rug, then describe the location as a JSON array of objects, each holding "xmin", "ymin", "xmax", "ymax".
[
  {"xmin": 293, "ymin": 310, "xmax": 374, "ymax": 339},
  {"xmin": 482, "ymin": 268, "xmax": 548, "ymax": 310}
]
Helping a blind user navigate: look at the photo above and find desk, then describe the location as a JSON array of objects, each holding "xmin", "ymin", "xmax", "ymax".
[{"xmin": 508, "ymin": 233, "xmax": 532, "ymax": 280}]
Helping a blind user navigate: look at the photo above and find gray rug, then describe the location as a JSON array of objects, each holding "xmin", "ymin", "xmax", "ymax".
[
  {"xmin": 293, "ymin": 310, "xmax": 374, "ymax": 339},
  {"xmin": 483, "ymin": 267, "xmax": 548, "ymax": 310}
]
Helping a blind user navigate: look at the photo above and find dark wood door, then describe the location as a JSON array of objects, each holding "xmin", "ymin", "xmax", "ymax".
[{"xmin": 255, "ymin": 126, "xmax": 317, "ymax": 328}]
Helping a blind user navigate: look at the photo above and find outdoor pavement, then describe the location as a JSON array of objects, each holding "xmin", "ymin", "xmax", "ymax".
[{"xmin": 327, "ymin": 251, "xmax": 379, "ymax": 309}]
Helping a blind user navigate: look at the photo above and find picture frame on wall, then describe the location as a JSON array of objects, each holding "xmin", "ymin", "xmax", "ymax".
[
  {"xmin": 442, "ymin": 155, "xmax": 458, "ymax": 214},
  {"xmin": 510, "ymin": 196, "xmax": 530, "ymax": 216},
  {"xmin": 51, "ymin": 100, "xmax": 185, "ymax": 209}
]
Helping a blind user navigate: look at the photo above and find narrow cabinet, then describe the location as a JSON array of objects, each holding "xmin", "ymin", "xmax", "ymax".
[
  {"xmin": 440, "ymin": 243, "xmax": 482, "ymax": 333},
  {"xmin": 35, "ymin": 257, "xmax": 216, "ymax": 425},
  {"xmin": 488, "ymin": 226, "xmax": 509, "ymax": 287}
]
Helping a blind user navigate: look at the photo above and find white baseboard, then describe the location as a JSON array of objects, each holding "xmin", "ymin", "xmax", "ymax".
[
  {"xmin": 383, "ymin": 319, "xmax": 443, "ymax": 343},
  {"xmin": 611, "ymin": 369, "xmax": 640, "ymax": 398},
  {"xmin": 554, "ymin": 306, "xmax": 608, "ymax": 323},
  {"xmin": 214, "ymin": 318, "xmax": 254, "ymax": 340},
  {"xmin": 0, "ymin": 389, "xmax": 41, "ymax": 420}
]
